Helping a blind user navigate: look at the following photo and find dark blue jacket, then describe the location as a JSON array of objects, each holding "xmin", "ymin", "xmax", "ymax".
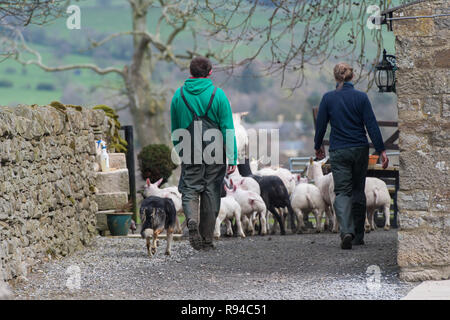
[{"xmin": 314, "ymin": 82, "xmax": 385, "ymax": 153}]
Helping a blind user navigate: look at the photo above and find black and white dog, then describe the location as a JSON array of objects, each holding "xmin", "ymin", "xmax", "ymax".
[{"xmin": 140, "ymin": 196, "xmax": 177, "ymax": 257}]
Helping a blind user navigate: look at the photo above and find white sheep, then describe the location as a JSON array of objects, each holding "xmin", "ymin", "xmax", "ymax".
[
  {"xmin": 328, "ymin": 177, "xmax": 392, "ymax": 233},
  {"xmin": 364, "ymin": 178, "xmax": 392, "ymax": 232},
  {"xmin": 291, "ymin": 182, "xmax": 327, "ymax": 232},
  {"xmin": 214, "ymin": 192, "xmax": 246, "ymax": 239},
  {"xmin": 143, "ymin": 178, "xmax": 184, "ymax": 234},
  {"xmin": 225, "ymin": 184, "xmax": 267, "ymax": 236},
  {"xmin": 232, "ymin": 112, "xmax": 249, "ymax": 163},
  {"xmin": 306, "ymin": 158, "xmax": 336, "ymax": 232},
  {"xmin": 257, "ymin": 167, "xmax": 296, "ymax": 196},
  {"xmin": 307, "ymin": 159, "xmax": 392, "ymax": 233}
]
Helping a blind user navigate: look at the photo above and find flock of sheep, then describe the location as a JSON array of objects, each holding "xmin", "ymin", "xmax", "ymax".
[
  {"xmin": 140, "ymin": 113, "xmax": 392, "ymax": 256},
  {"xmin": 143, "ymin": 156, "xmax": 392, "ymax": 242}
]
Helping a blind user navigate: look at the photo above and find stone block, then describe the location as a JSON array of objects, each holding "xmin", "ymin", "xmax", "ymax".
[
  {"xmin": 399, "ymin": 130, "xmax": 431, "ymax": 152},
  {"xmin": 443, "ymin": 95, "xmax": 450, "ymax": 118},
  {"xmin": 400, "ymin": 266, "xmax": 450, "ymax": 282},
  {"xmin": 399, "ymin": 150, "xmax": 450, "ymax": 191},
  {"xmin": 434, "ymin": 48, "xmax": 450, "ymax": 68},
  {"xmin": 95, "ymin": 169, "xmax": 129, "ymax": 194},
  {"xmin": 88, "ymin": 109, "xmax": 106, "ymax": 127},
  {"xmin": 398, "ymin": 190, "xmax": 431, "ymax": 211},
  {"xmin": 96, "ymin": 192, "xmax": 128, "ymax": 211},
  {"xmin": 396, "ymin": 69, "xmax": 448, "ymax": 96},
  {"xmin": 398, "ymin": 228, "xmax": 450, "ymax": 269},
  {"xmin": 109, "ymin": 153, "xmax": 127, "ymax": 169},
  {"xmin": 399, "ymin": 210, "xmax": 446, "ymax": 230}
]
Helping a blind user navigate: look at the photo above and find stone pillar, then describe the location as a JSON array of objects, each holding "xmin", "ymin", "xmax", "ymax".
[{"xmin": 393, "ymin": 0, "xmax": 450, "ymax": 281}]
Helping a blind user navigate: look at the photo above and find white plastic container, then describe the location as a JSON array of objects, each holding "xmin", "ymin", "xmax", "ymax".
[{"xmin": 100, "ymin": 145, "xmax": 110, "ymax": 172}]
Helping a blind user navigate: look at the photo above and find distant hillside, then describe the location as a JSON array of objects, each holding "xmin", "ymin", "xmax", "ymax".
[{"xmin": 1, "ymin": 0, "xmax": 397, "ymax": 126}]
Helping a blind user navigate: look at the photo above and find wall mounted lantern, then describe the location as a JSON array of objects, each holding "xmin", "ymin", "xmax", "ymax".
[{"xmin": 375, "ymin": 49, "xmax": 397, "ymax": 93}]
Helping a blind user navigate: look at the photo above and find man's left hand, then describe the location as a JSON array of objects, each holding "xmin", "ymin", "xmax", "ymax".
[{"xmin": 315, "ymin": 145, "xmax": 326, "ymax": 160}]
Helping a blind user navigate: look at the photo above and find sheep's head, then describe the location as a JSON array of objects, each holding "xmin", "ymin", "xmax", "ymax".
[
  {"xmin": 306, "ymin": 157, "xmax": 328, "ymax": 180},
  {"xmin": 250, "ymin": 157, "xmax": 259, "ymax": 173},
  {"xmin": 143, "ymin": 178, "xmax": 163, "ymax": 198}
]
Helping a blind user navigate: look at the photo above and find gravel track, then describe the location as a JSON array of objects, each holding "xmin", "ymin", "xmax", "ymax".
[{"xmin": 12, "ymin": 229, "xmax": 415, "ymax": 300}]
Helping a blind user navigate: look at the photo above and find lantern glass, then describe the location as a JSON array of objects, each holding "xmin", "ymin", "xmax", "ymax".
[{"xmin": 387, "ymin": 69, "xmax": 394, "ymax": 87}]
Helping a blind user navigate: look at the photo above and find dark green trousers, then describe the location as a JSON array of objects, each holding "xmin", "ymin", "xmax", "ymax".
[
  {"xmin": 178, "ymin": 163, "xmax": 227, "ymax": 241},
  {"xmin": 329, "ymin": 146, "xmax": 369, "ymax": 242}
]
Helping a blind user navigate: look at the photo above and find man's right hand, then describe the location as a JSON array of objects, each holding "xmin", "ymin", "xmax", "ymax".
[
  {"xmin": 227, "ymin": 165, "xmax": 236, "ymax": 175},
  {"xmin": 380, "ymin": 150, "xmax": 389, "ymax": 169}
]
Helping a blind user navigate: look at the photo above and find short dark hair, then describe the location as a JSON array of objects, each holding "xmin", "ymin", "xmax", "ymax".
[{"xmin": 190, "ymin": 56, "xmax": 212, "ymax": 78}]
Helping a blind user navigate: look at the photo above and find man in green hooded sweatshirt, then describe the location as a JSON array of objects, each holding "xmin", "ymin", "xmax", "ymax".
[{"xmin": 170, "ymin": 56, "xmax": 237, "ymax": 251}]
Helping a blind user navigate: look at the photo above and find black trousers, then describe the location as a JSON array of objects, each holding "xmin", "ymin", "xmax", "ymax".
[
  {"xmin": 178, "ymin": 163, "xmax": 227, "ymax": 241},
  {"xmin": 329, "ymin": 146, "xmax": 369, "ymax": 242}
]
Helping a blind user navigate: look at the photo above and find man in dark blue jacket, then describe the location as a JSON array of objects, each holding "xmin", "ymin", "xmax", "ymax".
[{"xmin": 314, "ymin": 63, "xmax": 389, "ymax": 250}]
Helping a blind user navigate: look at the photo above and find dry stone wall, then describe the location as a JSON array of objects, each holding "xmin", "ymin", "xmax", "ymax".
[
  {"xmin": 0, "ymin": 104, "xmax": 108, "ymax": 281},
  {"xmin": 393, "ymin": 0, "xmax": 450, "ymax": 281}
]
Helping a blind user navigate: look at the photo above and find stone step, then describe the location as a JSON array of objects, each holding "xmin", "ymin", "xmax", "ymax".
[
  {"xmin": 96, "ymin": 192, "xmax": 128, "ymax": 211},
  {"xmin": 109, "ymin": 153, "xmax": 127, "ymax": 169},
  {"xmin": 95, "ymin": 168, "xmax": 129, "ymax": 194}
]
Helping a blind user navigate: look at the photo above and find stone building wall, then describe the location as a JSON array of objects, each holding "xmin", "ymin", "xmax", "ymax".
[
  {"xmin": 393, "ymin": 0, "xmax": 450, "ymax": 281},
  {"xmin": 0, "ymin": 105, "xmax": 107, "ymax": 281}
]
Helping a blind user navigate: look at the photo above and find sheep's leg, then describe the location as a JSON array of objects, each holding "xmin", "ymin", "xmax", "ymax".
[
  {"xmin": 247, "ymin": 213, "xmax": 256, "ymax": 236},
  {"xmin": 370, "ymin": 210, "xmax": 376, "ymax": 231},
  {"xmin": 179, "ymin": 216, "xmax": 187, "ymax": 233},
  {"xmin": 270, "ymin": 212, "xmax": 279, "ymax": 234},
  {"xmin": 259, "ymin": 210, "xmax": 267, "ymax": 236},
  {"xmin": 165, "ymin": 227, "xmax": 174, "ymax": 256},
  {"xmin": 252, "ymin": 211, "xmax": 259, "ymax": 235},
  {"xmin": 234, "ymin": 208, "xmax": 246, "ymax": 238},
  {"xmin": 174, "ymin": 216, "xmax": 182, "ymax": 234},
  {"xmin": 214, "ymin": 212, "xmax": 225, "ymax": 239},
  {"xmin": 294, "ymin": 208, "xmax": 304, "ymax": 234},
  {"xmin": 225, "ymin": 219, "xmax": 234, "ymax": 236},
  {"xmin": 314, "ymin": 209, "xmax": 323, "ymax": 233},
  {"xmin": 269, "ymin": 205, "xmax": 285, "ymax": 235},
  {"xmin": 365, "ymin": 211, "xmax": 371, "ymax": 233},
  {"xmin": 324, "ymin": 206, "xmax": 332, "ymax": 231},
  {"xmin": 241, "ymin": 215, "xmax": 251, "ymax": 235},
  {"xmin": 383, "ymin": 205, "xmax": 391, "ymax": 231},
  {"xmin": 330, "ymin": 205, "xmax": 339, "ymax": 233}
]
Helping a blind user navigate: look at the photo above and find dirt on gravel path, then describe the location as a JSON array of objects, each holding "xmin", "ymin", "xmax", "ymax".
[{"xmin": 12, "ymin": 229, "xmax": 415, "ymax": 300}]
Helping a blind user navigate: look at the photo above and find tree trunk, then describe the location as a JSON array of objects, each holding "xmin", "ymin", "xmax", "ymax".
[{"xmin": 126, "ymin": 0, "xmax": 169, "ymax": 148}]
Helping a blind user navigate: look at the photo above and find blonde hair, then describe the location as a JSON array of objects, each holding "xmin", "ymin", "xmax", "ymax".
[{"xmin": 334, "ymin": 62, "xmax": 354, "ymax": 90}]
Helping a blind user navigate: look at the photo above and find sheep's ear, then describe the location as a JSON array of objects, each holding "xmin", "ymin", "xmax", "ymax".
[
  {"xmin": 146, "ymin": 178, "xmax": 151, "ymax": 187},
  {"xmin": 156, "ymin": 178, "xmax": 163, "ymax": 187},
  {"xmin": 321, "ymin": 162, "xmax": 326, "ymax": 167},
  {"xmin": 229, "ymin": 178, "xmax": 234, "ymax": 187},
  {"xmin": 309, "ymin": 157, "xmax": 313, "ymax": 165},
  {"xmin": 297, "ymin": 175, "xmax": 301, "ymax": 182},
  {"xmin": 241, "ymin": 111, "xmax": 249, "ymax": 117},
  {"xmin": 233, "ymin": 184, "xmax": 237, "ymax": 192}
]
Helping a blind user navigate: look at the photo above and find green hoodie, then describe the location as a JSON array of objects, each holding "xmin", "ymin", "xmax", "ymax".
[{"xmin": 170, "ymin": 78, "xmax": 237, "ymax": 165}]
